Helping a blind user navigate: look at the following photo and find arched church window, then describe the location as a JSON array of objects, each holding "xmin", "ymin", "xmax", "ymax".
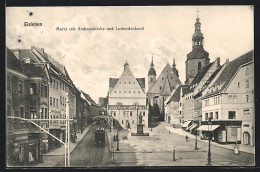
[{"xmin": 198, "ymin": 61, "xmax": 202, "ymax": 71}]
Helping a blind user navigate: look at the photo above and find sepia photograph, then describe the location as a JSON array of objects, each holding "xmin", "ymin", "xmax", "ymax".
[{"xmin": 5, "ymin": 5, "xmax": 254, "ymax": 167}]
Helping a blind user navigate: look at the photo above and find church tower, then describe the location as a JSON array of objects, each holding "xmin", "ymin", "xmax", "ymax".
[
  {"xmin": 148, "ymin": 55, "xmax": 156, "ymax": 90},
  {"xmin": 185, "ymin": 10, "xmax": 210, "ymax": 85}
]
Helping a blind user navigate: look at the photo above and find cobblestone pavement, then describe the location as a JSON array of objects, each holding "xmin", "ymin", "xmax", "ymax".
[{"xmin": 108, "ymin": 122, "xmax": 254, "ymax": 166}]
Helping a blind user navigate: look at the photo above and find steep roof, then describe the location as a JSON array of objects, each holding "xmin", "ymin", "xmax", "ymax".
[
  {"xmin": 147, "ymin": 63, "xmax": 182, "ymax": 94},
  {"xmin": 23, "ymin": 63, "xmax": 46, "ymax": 77},
  {"xmin": 166, "ymin": 85, "xmax": 190, "ymax": 104},
  {"xmin": 10, "ymin": 49, "xmax": 41, "ymax": 62},
  {"xmin": 6, "ymin": 47, "xmax": 24, "ymax": 73},
  {"xmin": 81, "ymin": 91, "xmax": 97, "ymax": 106},
  {"xmin": 193, "ymin": 65, "xmax": 223, "ymax": 98},
  {"xmin": 109, "ymin": 78, "xmax": 119, "ymax": 88},
  {"xmin": 136, "ymin": 78, "xmax": 145, "ymax": 89},
  {"xmin": 182, "ymin": 86, "xmax": 191, "ymax": 97},
  {"xmin": 204, "ymin": 50, "xmax": 254, "ymax": 98}
]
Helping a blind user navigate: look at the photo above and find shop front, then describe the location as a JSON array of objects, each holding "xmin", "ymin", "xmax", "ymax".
[{"xmin": 200, "ymin": 120, "xmax": 242, "ymax": 144}]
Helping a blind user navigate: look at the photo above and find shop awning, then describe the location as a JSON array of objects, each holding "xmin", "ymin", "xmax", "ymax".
[
  {"xmin": 182, "ymin": 121, "xmax": 192, "ymax": 128},
  {"xmin": 197, "ymin": 125, "xmax": 220, "ymax": 131},
  {"xmin": 188, "ymin": 123, "xmax": 198, "ymax": 131}
]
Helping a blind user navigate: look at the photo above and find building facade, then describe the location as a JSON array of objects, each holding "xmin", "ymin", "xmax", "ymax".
[
  {"xmin": 108, "ymin": 62, "xmax": 149, "ymax": 129},
  {"xmin": 6, "ymin": 47, "xmax": 50, "ymax": 166},
  {"xmin": 201, "ymin": 51, "xmax": 254, "ymax": 145}
]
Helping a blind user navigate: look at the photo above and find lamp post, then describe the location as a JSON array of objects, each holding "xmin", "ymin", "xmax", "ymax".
[
  {"xmin": 194, "ymin": 127, "xmax": 198, "ymax": 150},
  {"xmin": 206, "ymin": 117, "xmax": 212, "ymax": 166}
]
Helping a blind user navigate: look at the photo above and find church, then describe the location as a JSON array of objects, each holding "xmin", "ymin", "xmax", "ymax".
[
  {"xmin": 146, "ymin": 57, "xmax": 182, "ymax": 121},
  {"xmin": 185, "ymin": 14, "xmax": 210, "ymax": 85},
  {"xmin": 107, "ymin": 62, "xmax": 149, "ymax": 129}
]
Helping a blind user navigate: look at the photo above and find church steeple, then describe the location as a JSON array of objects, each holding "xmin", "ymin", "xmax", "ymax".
[
  {"xmin": 192, "ymin": 9, "xmax": 204, "ymax": 47},
  {"xmin": 172, "ymin": 57, "xmax": 179, "ymax": 77},
  {"xmin": 151, "ymin": 55, "xmax": 154, "ymax": 67},
  {"xmin": 148, "ymin": 55, "xmax": 157, "ymax": 90},
  {"xmin": 148, "ymin": 55, "xmax": 156, "ymax": 76},
  {"xmin": 185, "ymin": 9, "xmax": 210, "ymax": 85}
]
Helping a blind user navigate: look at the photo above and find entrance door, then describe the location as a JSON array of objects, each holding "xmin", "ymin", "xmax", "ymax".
[{"xmin": 243, "ymin": 132, "xmax": 250, "ymax": 145}]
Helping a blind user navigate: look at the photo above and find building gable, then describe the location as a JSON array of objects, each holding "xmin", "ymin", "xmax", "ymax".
[
  {"xmin": 148, "ymin": 63, "xmax": 182, "ymax": 94},
  {"xmin": 110, "ymin": 65, "xmax": 145, "ymax": 95}
]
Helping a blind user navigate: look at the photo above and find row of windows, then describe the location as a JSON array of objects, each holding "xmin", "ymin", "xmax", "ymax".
[
  {"xmin": 50, "ymin": 114, "xmax": 66, "ymax": 125},
  {"xmin": 119, "ymin": 81, "xmax": 135, "ymax": 84},
  {"xmin": 110, "ymin": 111, "xmax": 146, "ymax": 116},
  {"xmin": 50, "ymin": 80, "xmax": 68, "ymax": 91},
  {"xmin": 114, "ymin": 90, "xmax": 141, "ymax": 94},
  {"xmin": 50, "ymin": 97, "xmax": 66, "ymax": 107},
  {"xmin": 205, "ymin": 109, "xmax": 251, "ymax": 121},
  {"xmin": 205, "ymin": 111, "xmax": 218, "ymax": 121}
]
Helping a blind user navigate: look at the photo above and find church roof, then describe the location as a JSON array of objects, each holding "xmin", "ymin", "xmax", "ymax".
[
  {"xmin": 148, "ymin": 67, "xmax": 156, "ymax": 76},
  {"xmin": 203, "ymin": 50, "xmax": 254, "ymax": 98},
  {"xmin": 147, "ymin": 63, "xmax": 182, "ymax": 94}
]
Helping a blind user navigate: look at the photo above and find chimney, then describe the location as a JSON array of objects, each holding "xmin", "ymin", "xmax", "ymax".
[
  {"xmin": 216, "ymin": 57, "xmax": 220, "ymax": 66},
  {"xmin": 225, "ymin": 59, "xmax": 229, "ymax": 65},
  {"xmin": 31, "ymin": 46, "xmax": 35, "ymax": 50},
  {"xmin": 13, "ymin": 49, "xmax": 20, "ymax": 60},
  {"xmin": 41, "ymin": 48, "xmax": 44, "ymax": 55}
]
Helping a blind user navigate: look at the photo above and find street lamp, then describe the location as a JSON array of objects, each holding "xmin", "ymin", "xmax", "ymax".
[
  {"xmin": 194, "ymin": 127, "xmax": 198, "ymax": 150},
  {"xmin": 206, "ymin": 117, "xmax": 212, "ymax": 166}
]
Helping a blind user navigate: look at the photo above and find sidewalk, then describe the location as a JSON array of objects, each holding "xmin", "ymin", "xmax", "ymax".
[
  {"xmin": 32, "ymin": 125, "xmax": 91, "ymax": 167},
  {"xmin": 164, "ymin": 124, "xmax": 255, "ymax": 154},
  {"xmin": 43, "ymin": 125, "xmax": 91, "ymax": 156}
]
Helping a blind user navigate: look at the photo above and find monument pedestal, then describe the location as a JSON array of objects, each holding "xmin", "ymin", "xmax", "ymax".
[{"xmin": 131, "ymin": 124, "xmax": 149, "ymax": 136}]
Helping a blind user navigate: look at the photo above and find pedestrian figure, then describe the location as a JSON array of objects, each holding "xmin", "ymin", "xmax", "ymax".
[
  {"xmin": 185, "ymin": 135, "xmax": 188, "ymax": 142},
  {"xmin": 81, "ymin": 128, "xmax": 83, "ymax": 134},
  {"xmin": 169, "ymin": 130, "xmax": 171, "ymax": 134},
  {"xmin": 157, "ymin": 131, "xmax": 160, "ymax": 140}
]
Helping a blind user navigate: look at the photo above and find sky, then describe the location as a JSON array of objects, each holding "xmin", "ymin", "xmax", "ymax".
[{"xmin": 6, "ymin": 6, "xmax": 254, "ymax": 103}]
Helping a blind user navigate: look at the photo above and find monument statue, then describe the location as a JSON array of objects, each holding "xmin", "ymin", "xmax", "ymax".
[{"xmin": 139, "ymin": 114, "xmax": 143, "ymax": 124}]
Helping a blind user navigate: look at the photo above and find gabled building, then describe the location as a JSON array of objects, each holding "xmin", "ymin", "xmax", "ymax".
[
  {"xmin": 147, "ymin": 57, "xmax": 182, "ymax": 121},
  {"xmin": 200, "ymin": 51, "xmax": 254, "ymax": 145},
  {"xmin": 165, "ymin": 85, "xmax": 190, "ymax": 127},
  {"xmin": 6, "ymin": 47, "xmax": 51, "ymax": 165},
  {"xmin": 108, "ymin": 61, "xmax": 148, "ymax": 129},
  {"xmin": 11, "ymin": 46, "xmax": 77, "ymax": 151}
]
